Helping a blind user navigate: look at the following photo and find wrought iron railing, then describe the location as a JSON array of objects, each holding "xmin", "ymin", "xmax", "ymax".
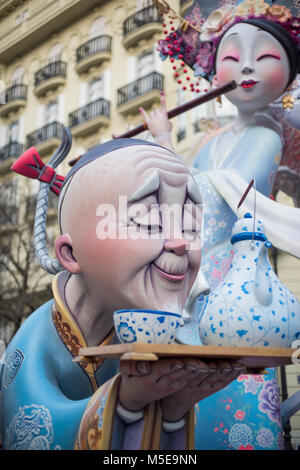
[
  {"xmin": 26, "ymin": 122, "xmax": 63, "ymax": 148},
  {"xmin": 0, "ymin": 84, "xmax": 27, "ymax": 105},
  {"xmin": 69, "ymin": 98, "xmax": 110, "ymax": 128},
  {"xmin": 117, "ymin": 72, "xmax": 164, "ymax": 107},
  {"xmin": 123, "ymin": 5, "xmax": 162, "ymax": 37},
  {"xmin": 76, "ymin": 35, "xmax": 112, "ymax": 63},
  {"xmin": 0, "ymin": 142, "xmax": 23, "ymax": 164},
  {"xmin": 34, "ymin": 61, "xmax": 67, "ymax": 87}
]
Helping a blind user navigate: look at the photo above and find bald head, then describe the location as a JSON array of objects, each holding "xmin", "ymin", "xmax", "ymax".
[{"xmin": 59, "ymin": 144, "xmax": 200, "ymax": 235}]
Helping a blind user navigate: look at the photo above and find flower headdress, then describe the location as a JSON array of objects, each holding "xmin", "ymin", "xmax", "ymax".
[{"xmin": 155, "ymin": 0, "xmax": 300, "ymax": 90}]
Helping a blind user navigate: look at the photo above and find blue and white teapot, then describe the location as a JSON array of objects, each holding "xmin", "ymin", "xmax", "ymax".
[{"xmin": 198, "ymin": 212, "xmax": 300, "ymax": 348}]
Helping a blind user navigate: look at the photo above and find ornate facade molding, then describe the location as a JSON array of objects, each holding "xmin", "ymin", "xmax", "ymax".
[{"xmin": 0, "ymin": 0, "xmax": 27, "ymax": 19}]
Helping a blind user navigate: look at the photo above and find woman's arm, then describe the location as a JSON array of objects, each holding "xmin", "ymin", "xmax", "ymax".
[{"xmin": 139, "ymin": 92, "xmax": 175, "ymax": 152}]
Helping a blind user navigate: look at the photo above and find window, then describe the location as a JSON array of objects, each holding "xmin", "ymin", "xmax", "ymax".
[
  {"xmin": 137, "ymin": 51, "xmax": 155, "ymax": 78},
  {"xmin": 88, "ymin": 77, "xmax": 103, "ymax": 102},
  {"xmin": 48, "ymin": 43, "xmax": 62, "ymax": 63},
  {"xmin": 0, "ymin": 179, "xmax": 19, "ymax": 224},
  {"xmin": 45, "ymin": 101, "xmax": 58, "ymax": 124},
  {"xmin": 89, "ymin": 17, "xmax": 106, "ymax": 39},
  {"xmin": 8, "ymin": 121, "xmax": 19, "ymax": 143},
  {"xmin": 11, "ymin": 66, "xmax": 24, "ymax": 86}
]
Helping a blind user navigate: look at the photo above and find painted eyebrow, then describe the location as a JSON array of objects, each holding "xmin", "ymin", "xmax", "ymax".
[
  {"xmin": 128, "ymin": 171, "xmax": 160, "ymax": 203},
  {"xmin": 224, "ymin": 32, "xmax": 238, "ymax": 40}
]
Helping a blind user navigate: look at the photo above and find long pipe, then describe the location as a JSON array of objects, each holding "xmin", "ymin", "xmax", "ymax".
[
  {"xmin": 68, "ymin": 80, "xmax": 237, "ymax": 166},
  {"xmin": 113, "ymin": 80, "xmax": 237, "ymax": 139}
]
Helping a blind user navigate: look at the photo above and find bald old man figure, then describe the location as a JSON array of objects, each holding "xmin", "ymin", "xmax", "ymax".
[{"xmin": 0, "ymin": 130, "xmax": 246, "ymax": 450}]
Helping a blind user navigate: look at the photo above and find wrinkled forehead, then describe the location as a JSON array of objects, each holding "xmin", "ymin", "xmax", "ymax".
[
  {"xmin": 83, "ymin": 144, "xmax": 193, "ymax": 187},
  {"xmin": 59, "ymin": 144, "xmax": 197, "ymax": 204},
  {"xmin": 58, "ymin": 144, "xmax": 202, "ymax": 232}
]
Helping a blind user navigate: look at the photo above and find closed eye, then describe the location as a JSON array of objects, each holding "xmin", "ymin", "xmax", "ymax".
[
  {"xmin": 257, "ymin": 54, "xmax": 281, "ymax": 61},
  {"xmin": 222, "ymin": 56, "xmax": 239, "ymax": 62},
  {"xmin": 129, "ymin": 217, "xmax": 162, "ymax": 233}
]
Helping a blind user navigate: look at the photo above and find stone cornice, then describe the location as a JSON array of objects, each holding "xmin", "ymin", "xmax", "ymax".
[
  {"xmin": 0, "ymin": 0, "xmax": 27, "ymax": 19},
  {"xmin": 0, "ymin": 0, "xmax": 105, "ymax": 63}
]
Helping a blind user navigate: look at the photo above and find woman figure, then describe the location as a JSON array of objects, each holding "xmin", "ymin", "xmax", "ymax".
[{"xmin": 141, "ymin": 0, "xmax": 300, "ymax": 450}]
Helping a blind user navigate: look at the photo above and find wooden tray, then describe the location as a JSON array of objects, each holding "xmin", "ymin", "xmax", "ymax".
[{"xmin": 74, "ymin": 343, "xmax": 298, "ymax": 369}]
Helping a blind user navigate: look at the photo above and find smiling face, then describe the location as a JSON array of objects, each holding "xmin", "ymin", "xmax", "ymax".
[
  {"xmin": 59, "ymin": 145, "xmax": 202, "ymax": 315},
  {"xmin": 215, "ymin": 22, "xmax": 290, "ymax": 112}
]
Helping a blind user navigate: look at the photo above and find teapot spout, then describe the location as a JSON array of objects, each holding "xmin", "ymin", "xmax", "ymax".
[{"xmin": 253, "ymin": 241, "xmax": 273, "ymax": 306}]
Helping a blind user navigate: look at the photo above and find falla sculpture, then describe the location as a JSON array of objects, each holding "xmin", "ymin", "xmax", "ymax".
[
  {"xmin": 1, "ymin": 0, "xmax": 300, "ymax": 452},
  {"xmin": 0, "ymin": 133, "xmax": 246, "ymax": 450},
  {"xmin": 142, "ymin": 0, "xmax": 300, "ymax": 450}
]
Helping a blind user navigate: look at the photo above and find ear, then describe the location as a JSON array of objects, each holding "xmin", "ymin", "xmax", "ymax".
[
  {"xmin": 55, "ymin": 234, "xmax": 81, "ymax": 274},
  {"xmin": 212, "ymin": 75, "xmax": 219, "ymax": 88}
]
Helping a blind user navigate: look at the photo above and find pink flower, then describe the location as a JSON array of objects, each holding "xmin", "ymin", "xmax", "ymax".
[
  {"xmin": 226, "ymin": 404, "xmax": 231, "ymax": 410},
  {"xmin": 237, "ymin": 374, "xmax": 249, "ymax": 382},
  {"xmin": 234, "ymin": 410, "xmax": 245, "ymax": 421}
]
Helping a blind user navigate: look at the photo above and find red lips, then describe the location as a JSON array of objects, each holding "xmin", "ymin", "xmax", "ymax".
[{"xmin": 240, "ymin": 80, "xmax": 258, "ymax": 89}]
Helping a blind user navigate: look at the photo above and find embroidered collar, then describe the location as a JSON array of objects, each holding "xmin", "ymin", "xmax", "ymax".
[{"xmin": 52, "ymin": 272, "xmax": 115, "ymax": 391}]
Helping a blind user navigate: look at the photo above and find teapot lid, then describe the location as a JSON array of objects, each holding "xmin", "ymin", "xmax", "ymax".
[{"xmin": 231, "ymin": 212, "xmax": 268, "ymax": 245}]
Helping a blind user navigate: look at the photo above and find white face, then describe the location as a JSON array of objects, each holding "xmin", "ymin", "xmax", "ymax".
[
  {"xmin": 215, "ymin": 22, "xmax": 290, "ymax": 112},
  {"xmin": 61, "ymin": 145, "xmax": 202, "ymax": 315}
]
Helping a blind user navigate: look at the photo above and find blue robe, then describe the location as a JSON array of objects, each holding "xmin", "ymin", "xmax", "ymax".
[{"xmin": 0, "ymin": 271, "xmax": 194, "ymax": 450}]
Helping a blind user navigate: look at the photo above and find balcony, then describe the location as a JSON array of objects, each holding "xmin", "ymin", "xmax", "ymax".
[
  {"xmin": 26, "ymin": 121, "xmax": 63, "ymax": 156},
  {"xmin": 76, "ymin": 35, "xmax": 112, "ymax": 74},
  {"xmin": 0, "ymin": 84, "xmax": 27, "ymax": 118},
  {"xmin": 123, "ymin": 5, "xmax": 162, "ymax": 49},
  {"xmin": 117, "ymin": 72, "xmax": 164, "ymax": 115},
  {"xmin": 69, "ymin": 98, "xmax": 110, "ymax": 138},
  {"xmin": 34, "ymin": 61, "xmax": 66, "ymax": 98},
  {"xmin": 0, "ymin": 141, "xmax": 23, "ymax": 173}
]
